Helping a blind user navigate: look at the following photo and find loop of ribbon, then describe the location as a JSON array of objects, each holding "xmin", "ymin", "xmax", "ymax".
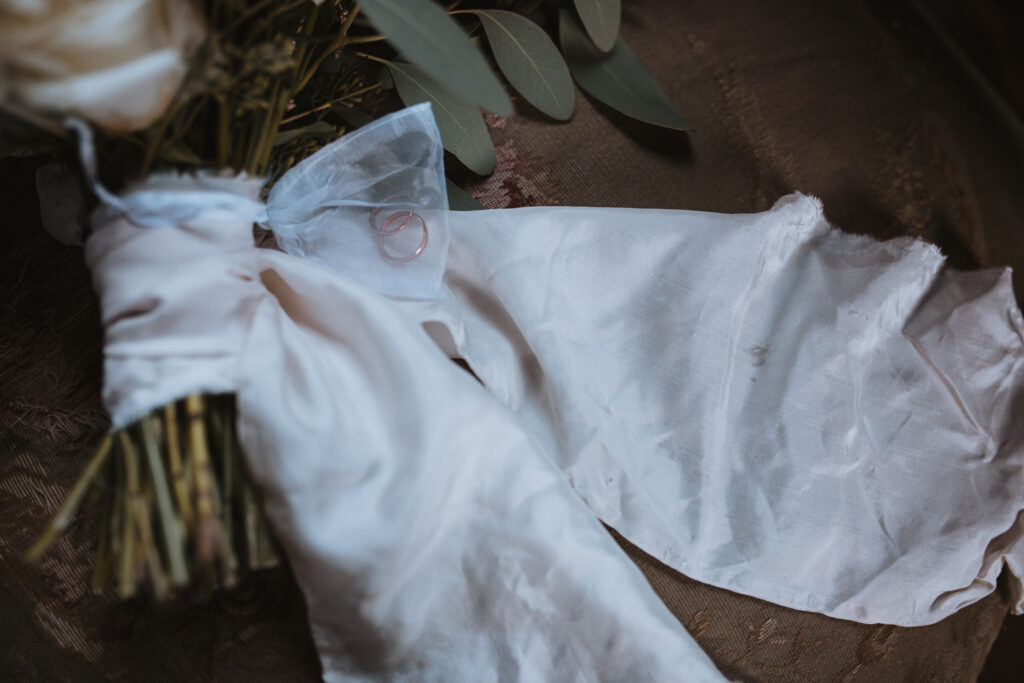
[{"xmin": 64, "ymin": 103, "xmax": 451, "ymax": 300}]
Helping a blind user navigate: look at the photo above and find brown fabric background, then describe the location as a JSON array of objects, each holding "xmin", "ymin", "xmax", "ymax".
[{"xmin": 1, "ymin": 0, "xmax": 1022, "ymax": 680}]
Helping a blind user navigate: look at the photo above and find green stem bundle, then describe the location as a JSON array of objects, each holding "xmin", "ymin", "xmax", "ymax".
[{"xmin": 28, "ymin": 394, "xmax": 278, "ymax": 599}]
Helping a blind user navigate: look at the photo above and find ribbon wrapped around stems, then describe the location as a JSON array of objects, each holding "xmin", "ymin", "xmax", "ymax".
[
  {"xmin": 80, "ymin": 104, "xmax": 1024, "ymax": 679},
  {"xmin": 84, "ymin": 105, "xmax": 728, "ymax": 682}
]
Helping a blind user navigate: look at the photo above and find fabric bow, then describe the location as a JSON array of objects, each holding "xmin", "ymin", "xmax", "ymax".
[
  {"xmin": 56, "ymin": 103, "xmax": 450, "ymax": 300},
  {"xmin": 266, "ymin": 103, "xmax": 450, "ymax": 300}
]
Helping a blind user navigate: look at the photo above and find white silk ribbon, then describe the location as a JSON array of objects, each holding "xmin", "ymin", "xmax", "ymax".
[
  {"xmin": 81, "ymin": 105, "xmax": 729, "ymax": 681},
  {"xmin": 65, "ymin": 103, "xmax": 450, "ymax": 299},
  {"xmin": 76, "ymin": 103, "xmax": 1024, "ymax": 680},
  {"xmin": 86, "ymin": 173, "xmax": 728, "ymax": 683}
]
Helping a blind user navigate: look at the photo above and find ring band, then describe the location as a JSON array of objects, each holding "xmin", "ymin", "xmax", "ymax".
[
  {"xmin": 377, "ymin": 212, "xmax": 428, "ymax": 262},
  {"xmin": 370, "ymin": 194, "xmax": 413, "ymax": 233},
  {"xmin": 370, "ymin": 195, "xmax": 429, "ymax": 262},
  {"xmin": 377, "ymin": 209, "xmax": 415, "ymax": 236}
]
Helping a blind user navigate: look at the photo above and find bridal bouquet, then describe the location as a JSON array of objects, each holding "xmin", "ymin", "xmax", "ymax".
[
  {"xmin": 4, "ymin": 0, "xmax": 688, "ymax": 599},
  {"xmin": 7, "ymin": 1, "xmax": 1024, "ymax": 681}
]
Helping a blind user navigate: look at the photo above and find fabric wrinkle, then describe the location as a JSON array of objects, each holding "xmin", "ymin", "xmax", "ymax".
[
  {"xmin": 86, "ymin": 136, "xmax": 1024, "ymax": 681},
  {"xmin": 433, "ymin": 196, "xmax": 1024, "ymax": 627}
]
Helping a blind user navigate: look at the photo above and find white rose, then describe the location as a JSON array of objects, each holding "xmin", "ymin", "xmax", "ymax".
[{"xmin": 0, "ymin": 0, "xmax": 206, "ymax": 131}]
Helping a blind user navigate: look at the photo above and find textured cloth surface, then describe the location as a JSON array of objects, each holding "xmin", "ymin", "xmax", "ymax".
[
  {"xmin": 2, "ymin": 0, "xmax": 1023, "ymax": 680},
  {"xmin": 611, "ymin": 528, "xmax": 1011, "ymax": 683},
  {"xmin": 407, "ymin": 196, "xmax": 1024, "ymax": 627}
]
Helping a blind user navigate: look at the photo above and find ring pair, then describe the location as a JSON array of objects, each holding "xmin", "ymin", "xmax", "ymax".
[{"xmin": 370, "ymin": 197, "xmax": 428, "ymax": 263}]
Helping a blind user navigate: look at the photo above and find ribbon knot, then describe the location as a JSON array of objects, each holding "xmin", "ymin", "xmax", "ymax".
[
  {"xmin": 67, "ymin": 103, "xmax": 451, "ymax": 300},
  {"xmin": 266, "ymin": 103, "xmax": 450, "ymax": 300}
]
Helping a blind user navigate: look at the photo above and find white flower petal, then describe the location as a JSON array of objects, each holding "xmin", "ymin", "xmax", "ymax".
[{"xmin": 0, "ymin": 0, "xmax": 205, "ymax": 130}]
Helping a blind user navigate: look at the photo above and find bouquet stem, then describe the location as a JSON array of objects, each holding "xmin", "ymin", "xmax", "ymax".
[{"xmin": 28, "ymin": 394, "xmax": 279, "ymax": 599}]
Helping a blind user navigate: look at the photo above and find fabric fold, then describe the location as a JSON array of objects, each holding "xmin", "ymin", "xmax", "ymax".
[
  {"xmin": 415, "ymin": 192, "xmax": 1024, "ymax": 626},
  {"xmin": 86, "ymin": 176, "xmax": 728, "ymax": 682},
  {"xmin": 85, "ymin": 174, "xmax": 266, "ymax": 427},
  {"xmin": 86, "ymin": 160, "xmax": 1024, "ymax": 681}
]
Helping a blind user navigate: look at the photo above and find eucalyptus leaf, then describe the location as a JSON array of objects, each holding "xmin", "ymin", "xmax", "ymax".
[
  {"xmin": 446, "ymin": 178, "xmax": 484, "ymax": 211},
  {"xmin": 573, "ymin": 0, "xmax": 620, "ymax": 52},
  {"xmin": 359, "ymin": 0, "xmax": 511, "ymax": 116},
  {"xmin": 559, "ymin": 10, "xmax": 690, "ymax": 131},
  {"xmin": 387, "ymin": 62, "xmax": 496, "ymax": 175},
  {"xmin": 471, "ymin": 10, "xmax": 574, "ymax": 120}
]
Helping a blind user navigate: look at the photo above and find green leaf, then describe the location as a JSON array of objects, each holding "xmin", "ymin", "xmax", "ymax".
[
  {"xmin": 559, "ymin": 10, "xmax": 690, "ymax": 131},
  {"xmin": 359, "ymin": 0, "xmax": 511, "ymax": 116},
  {"xmin": 573, "ymin": 0, "xmax": 620, "ymax": 52},
  {"xmin": 387, "ymin": 62, "xmax": 496, "ymax": 175},
  {"xmin": 446, "ymin": 178, "xmax": 484, "ymax": 211},
  {"xmin": 471, "ymin": 10, "xmax": 574, "ymax": 120}
]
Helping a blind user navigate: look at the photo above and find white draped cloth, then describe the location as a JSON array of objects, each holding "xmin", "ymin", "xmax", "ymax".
[{"xmin": 79, "ymin": 105, "xmax": 1024, "ymax": 681}]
